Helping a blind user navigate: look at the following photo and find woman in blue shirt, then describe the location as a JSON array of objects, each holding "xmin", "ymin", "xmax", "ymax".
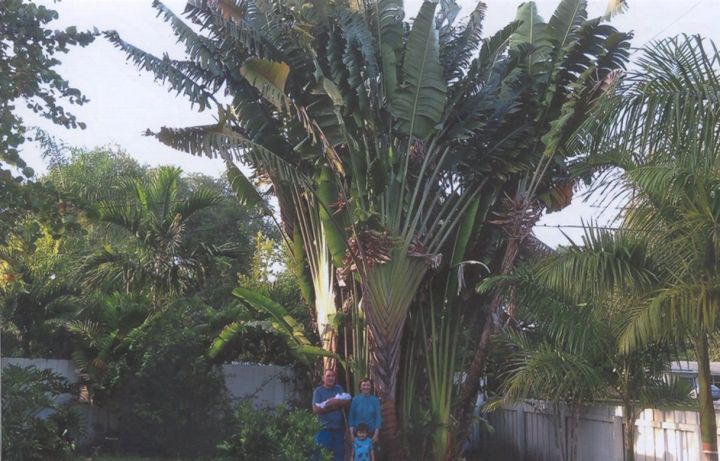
[{"xmin": 349, "ymin": 377, "xmax": 382, "ymax": 444}]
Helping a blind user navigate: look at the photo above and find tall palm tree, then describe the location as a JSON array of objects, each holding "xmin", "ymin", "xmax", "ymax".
[{"xmin": 536, "ymin": 35, "xmax": 720, "ymax": 461}]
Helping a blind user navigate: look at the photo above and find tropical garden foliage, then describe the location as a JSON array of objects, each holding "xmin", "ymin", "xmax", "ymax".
[
  {"xmin": 4, "ymin": 0, "xmax": 720, "ymax": 460},
  {"xmin": 484, "ymin": 262, "xmax": 692, "ymax": 461},
  {"xmin": 2, "ymin": 364, "xmax": 83, "ymax": 461},
  {"xmin": 0, "ymin": 145, "xmax": 308, "ymax": 458}
]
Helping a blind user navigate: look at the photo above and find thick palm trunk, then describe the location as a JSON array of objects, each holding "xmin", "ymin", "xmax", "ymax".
[
  {"xmin": 368, "ymin": 325, "xmax": 406, "ymax": 461},
  {"xmin": 696, "ymin": 333, "xmax": 718, "ymax": 461},
  {"xmin": 362, "ymin": 259, "xmax": 427, "ymax": 461}
]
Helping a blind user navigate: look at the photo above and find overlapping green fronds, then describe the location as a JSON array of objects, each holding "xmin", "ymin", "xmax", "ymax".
[
  {"xmin": 339, "ymin": 9, "xmax": 380, "ymax": 111},
  {"xmin": 442, "ymin": 1, "xmax": 487, "ymax": 83},
  {"xmin": 583, "ymin": 36, "xmax": 720, "ymax": 169},
  {"xmin": 536, "ymin": 227, "xmax": 660, "ymax": 299},
  {"xmin": 547, "ymin": 0, "xmax": 587, "ymax": 51},
  {"xmin": 500, "ymin": 330, "xmax": 605, "ymax": 404},
  {"xmin": 184, "ymin": 0, "xmax": 280, "ymax": 61},
  {"xmin": 152, "ymin": 0, "xmax": 224, "ymax": 77},
  {"xmin": 638, "ymin": 377, "xmax": 693, "ymax": 410},
  {"xmin": 150, "ymin": 124, "xmax": 303, "ymax": 186},
  {"xmin": 371, "ymin": 0, "xmax": 404, "ymax": 99},
  {"xmin": 617, "ymin": 279, "xmax": 720, "ymax": 353}
]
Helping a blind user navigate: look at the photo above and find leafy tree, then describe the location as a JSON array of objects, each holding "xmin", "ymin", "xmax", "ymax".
[
  {"xmin": 63, "ymin": 292, "xmax": 150, "ymax": 398},
  {"xmin": 452, "ymin": 0, "xmax": 632, "ymax": 442},
  {"xmin": 0, "ymin": 0, "xmax": 96, "ymax": 241},
  {"xmin": 101, "ymin": 299, "xmax": 231, "ymax": 458},
  {"xmin": 43, "ymin": 144, "xmax": 146, "ymax": 208},
  {"xmin": 536, "ymin": 35, "xmax": 720, "ymax": 461},
  {"xmin": 81, "ymin": 166, "xmax": 225, "ymax": 304},
  {"xmin": 208, "ymin": 232, "xmax": 320, "ymax": 367}
]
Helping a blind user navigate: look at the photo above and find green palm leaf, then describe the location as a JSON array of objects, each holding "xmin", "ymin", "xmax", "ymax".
[
  {"xmin": 208, "ymin": 321, "xmax": 246, "ymax": 359},
  {"xmin": 232, "ymin": 286, "xmax": 338, "ymax": 363},
  {"xmin": 371, "ymin": 0, "xmax": 404, "ymax": 99},
  {"xmin": 150, "ymin": 124, "xmax": 303, "ymax": 185},
  {"xmin": 510, "ymin": 1, "xmax": 551, "ymax": 76},
  {"xmin": 240, "ymin": 58, "xmax": 291, "ymax": 112},
  {"xmin": 225, "ymin": 162, "xmax": 269, "ymax": 214},
  {"xmin": 104, "ymin": 30, "xmax": 217, "ymax": 110},
  {"xmin": 547, "ymin": 0, "xmax": 587, "ymax": 50},
  {"xmin": 392, "ymin": 1, "xmax": 447, "ymax": 139}
]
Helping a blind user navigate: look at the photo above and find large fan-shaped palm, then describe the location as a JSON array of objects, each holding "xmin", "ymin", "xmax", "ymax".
[
  {"xmin": 104, "ymin": 1, "xmax": 630, "ymax": 457},
  {"xmin": 105, "ymin": 3, "xmax": 494, "ymax": 455},
  {"xmin": 537, "ymin": 35, "xmax": 720, "ymax": 461}
]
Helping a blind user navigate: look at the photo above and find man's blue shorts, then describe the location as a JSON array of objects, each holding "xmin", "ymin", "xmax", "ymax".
[{"xmin": 315, "ymin": 428, "xmax": 345, "ymax": 461}]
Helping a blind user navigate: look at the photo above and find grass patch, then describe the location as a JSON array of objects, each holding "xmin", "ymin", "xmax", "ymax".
[{"xmin": 76, "ymin": 457, "xmax": 166, "ymax": 461}]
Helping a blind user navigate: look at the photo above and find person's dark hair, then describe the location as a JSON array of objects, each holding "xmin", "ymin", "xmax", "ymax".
[
  {"xmin": 356, "ymin": 423, "xmax": 370, "ymax": 434},
  {"xmin": 360, "ymin": 377, "xmax": 372, "ymax": 386}
]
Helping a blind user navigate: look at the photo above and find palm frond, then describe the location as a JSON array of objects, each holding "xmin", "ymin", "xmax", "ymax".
[
  {"xmin": 442, "ymin": 1, "xmax": 487, "ymax": 83},
  {"xmin": 104, "ymin": 30, "xmax": 217, "ymax": 110},
  {"xmin": 150, "ymin": 124, "xmax": 304, "ymax": 186},
  {"xmin": 152, "ymin": 1, "xmax": 225, "ymax": 78},
  {"xmin": 240, "ymin": 58, "xmax": 291, "ymax": 112},
  {"xmin": 536, "ymin": 226, "xmax": 660, "ymax": 299},
  {"xmin": 392, "ymin": 1, "xmax": 447, "ymax": 139}
]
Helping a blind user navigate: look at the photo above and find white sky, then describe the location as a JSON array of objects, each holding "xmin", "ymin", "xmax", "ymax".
[{"xmin": 16, "ymin": 0, "xmax": 720, "ymax": 246}]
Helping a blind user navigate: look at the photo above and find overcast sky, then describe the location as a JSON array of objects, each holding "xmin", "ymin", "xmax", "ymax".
[{"xmin": 16, "ymin": 0, "xmax": 720, "ymax": 246}]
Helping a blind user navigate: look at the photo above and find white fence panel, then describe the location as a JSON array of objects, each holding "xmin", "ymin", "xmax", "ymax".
[{"xmin": 482, "ymin": 402, "xmax": 720, "ymax": 461}]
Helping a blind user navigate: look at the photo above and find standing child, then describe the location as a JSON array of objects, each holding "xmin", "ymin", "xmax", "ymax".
[{"xmin": 352, "ymin": 423, "xmax": 375, "ymax": 461}]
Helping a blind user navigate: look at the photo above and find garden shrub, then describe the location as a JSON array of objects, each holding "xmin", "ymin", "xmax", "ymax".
[
  {"xmin": 216, "ymin": 401, "xmax": 331, "ymax": 461},
  {"xmin": 1, "ymin": 364, "xmax": 84, "ymax": 460},
  {"xmin": 105, "ymin": 302, "xmax": 231, "ymax": 458}
]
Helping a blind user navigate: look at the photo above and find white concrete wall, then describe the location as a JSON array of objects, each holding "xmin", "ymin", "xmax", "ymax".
[
  {"xmin": 221, "ymin": 362, "xmax": 296, "ymax": 408},
  {"xmin": 1, "ymin": 358, "xmax": 296, "ymax": 444},
  {"xmin": 482, "ymin": 401, "xmax": 719, "ymax": 461}
]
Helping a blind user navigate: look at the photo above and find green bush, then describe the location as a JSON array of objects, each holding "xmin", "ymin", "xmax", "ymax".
[
  {"xmin": 217, "ymin": 402, "xmax": 331, "ymax": 461},
  {"xmin": 2, "ymin": 364, "xmax": 84, "ymax": 461},
  {"xmin": 104, "ymin": 302, "xmax": 231, "ymax": 458}
]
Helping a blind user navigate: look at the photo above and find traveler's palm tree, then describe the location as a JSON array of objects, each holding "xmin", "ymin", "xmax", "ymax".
[
  {"xmin": 535, "ymin": 35, "xmax": 720, "ymax": 461},
  {"xmin": 83, "ymin": 166, "xmax": 223, "ymax": 304},
  {"xmin": 105, "ymin": 1, "xmax": 630, "ymax": 457}
]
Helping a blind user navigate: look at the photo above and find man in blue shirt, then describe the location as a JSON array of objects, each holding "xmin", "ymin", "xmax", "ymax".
[{"xmin": 313, "ymin": 369, "xmax": 350, "ymax": 461}]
